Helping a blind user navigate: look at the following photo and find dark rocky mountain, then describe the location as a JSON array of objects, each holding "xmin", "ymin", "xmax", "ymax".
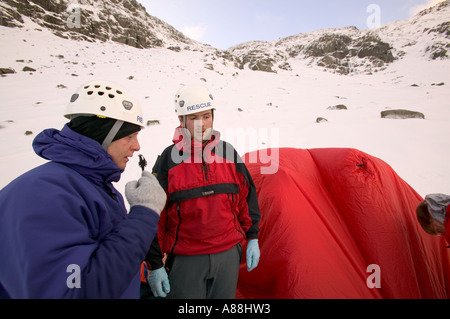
[
  {"xmin": 1, "ymin": 0, "xmax": 448, "ymax": 75},
  {"xmin": 225, "ymin": 1, "xmax": 449, "ymax": 74},
  {"xmin": 0, "ymin": 0, "xmax": 194, "ymax": 48}
]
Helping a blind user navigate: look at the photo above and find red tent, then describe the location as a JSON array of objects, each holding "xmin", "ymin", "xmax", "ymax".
[{"xmin": 237, "ymin": 148, "xmax": 450, "ymax": 299}]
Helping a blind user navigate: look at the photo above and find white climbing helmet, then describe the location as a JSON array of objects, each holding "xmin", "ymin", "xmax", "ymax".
[
  {"xmin": 65, "ymin": 80, "xmax": 145, "ymax": 128},
  {"xmin": 174, "ymin": 85, "xmax": 215, "ymax": 116}
]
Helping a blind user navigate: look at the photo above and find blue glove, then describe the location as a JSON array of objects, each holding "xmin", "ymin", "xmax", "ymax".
[
  {"xmin": 246, "ymin": 239, "xmax": 260, "ymax": 272},
  {"xmin": 148, "ymin": 267, "xmax": 170, "ymax": 298}
]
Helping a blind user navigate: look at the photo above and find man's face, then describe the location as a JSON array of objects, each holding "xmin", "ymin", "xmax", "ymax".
[
  {"xmin": 180, "ymin": 109, "xmax": 213, "ymax": 141},
  {"xmin": 106, "ymin": 131, "xmax": 140, "ymax": 170}
]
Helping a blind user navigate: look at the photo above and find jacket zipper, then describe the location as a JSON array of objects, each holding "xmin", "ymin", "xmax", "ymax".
[
  {"xmin": 170, "ymin": 203, "xmax": 181, "ymax": 255},
  {"xmin": 202, "ymin": 162, "xmax": 209, "ymax": 181},
  {"xmin": 230, "ymin": 194, "xmax": 246, "ymax": 238},
  {"xmin": 201, "ymin": 144, "xmax": 209, "ymax": 181}
]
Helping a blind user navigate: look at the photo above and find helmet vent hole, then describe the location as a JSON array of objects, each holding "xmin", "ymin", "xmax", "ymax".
[
  {"xmin": 108, "ymin": 94, "xmax": 115, "ymax": 99},
  {"xmin": 98, "ymin": 91, "xmax": 104, "ymax": 96},
  {"xmin": 70, "ymin": 94, "xmax": 79, "ymax": 103},
  {"xmin": 87, "ymin": 91, "xmax": 93, "ymax": 95},
  {"xmin": 95, "ymin": 85, "xmax": 100, "ymax": 88},
  {"xmin": 84, "ymin": 85, "xmax": 90, "ymax": 89},
  {"xmin": 116, "ymin": 90, "xmax": 123, "ymax": 94},
  {"xmin": 105, "ymin": 86, "xmax": 112, "ymax": 90},
  {"xmin": 100, "ymin": 106, "xmax": 106, "ymax": 111}
]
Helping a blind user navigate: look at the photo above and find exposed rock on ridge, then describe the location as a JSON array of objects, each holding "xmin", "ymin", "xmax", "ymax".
[
  {"xmin": 1, "ymin": 0, "xmax": 448, "ymax": 75},
  {"xmin": 0, "ymin": 0, "xmax": 194, "ymax": 48}
]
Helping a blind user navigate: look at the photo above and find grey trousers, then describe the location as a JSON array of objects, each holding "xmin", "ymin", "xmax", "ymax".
[{"xmin": 167, "ymin": 244, "xmax": 242, "ymax": 299}]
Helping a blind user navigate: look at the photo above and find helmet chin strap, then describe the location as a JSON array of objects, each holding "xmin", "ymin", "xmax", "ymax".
[{"xmin": 101, "ymin": 120, "xmax": 124, "ymax": 150}]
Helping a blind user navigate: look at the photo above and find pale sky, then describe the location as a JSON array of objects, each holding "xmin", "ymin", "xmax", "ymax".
[{"xmin": 138, "ymin": 0, "xmax": 444, "ymax": 49}]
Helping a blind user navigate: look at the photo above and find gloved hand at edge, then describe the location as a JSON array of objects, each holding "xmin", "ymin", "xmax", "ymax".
[
  {"xmin": 246, "ymin": 239, "xmax": 260, "ymax": 272},
  {"xmin": 148, "ymin": 267, "xmax": 171, "ymax": 298},
  {"xmin": 125, "ymin": 170, "xmax": 167, "ymax": 214}
]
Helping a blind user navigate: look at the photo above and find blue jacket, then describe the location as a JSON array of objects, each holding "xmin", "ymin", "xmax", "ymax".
[{"xmin": 0, "ymin": 125, "xmax": 159, "ymax": 298}]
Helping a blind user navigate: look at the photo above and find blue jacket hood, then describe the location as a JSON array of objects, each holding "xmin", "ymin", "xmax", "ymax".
[{"xmin": 33, "ymin": 124, "xmax": 122, "ymax": 184}]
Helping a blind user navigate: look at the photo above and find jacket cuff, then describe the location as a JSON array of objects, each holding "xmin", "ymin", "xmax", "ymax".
[
  {"xmin": 246, "ymin": 231, "xmax": 258, "ymax": 240},
  {"xmin": 130, "ymin": 205, "xmax": 159, "ymax": 220}
]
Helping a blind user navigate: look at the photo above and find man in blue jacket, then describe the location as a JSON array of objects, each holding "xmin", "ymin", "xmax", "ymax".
[{"xmin": 0, "ymin": 80, "xmax": 167, "ymax": 299}]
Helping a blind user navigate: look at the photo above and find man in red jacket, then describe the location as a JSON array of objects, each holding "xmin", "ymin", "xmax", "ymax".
[
  {"xmin": 145, "ymin": 85, "xmax": 261, "ymax": 299},
  {"xmin": 416, "ymin": 193, "xmax": 449, "ymax": 246}
]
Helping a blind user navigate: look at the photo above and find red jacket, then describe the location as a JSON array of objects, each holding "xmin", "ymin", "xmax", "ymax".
[
  {"xmin": 146, "ymin": 127, "xmax": 261, "ymax": 269},
  {"xmin": 445, "ymin": 204, "xmax": 449, "ymax": 247}
]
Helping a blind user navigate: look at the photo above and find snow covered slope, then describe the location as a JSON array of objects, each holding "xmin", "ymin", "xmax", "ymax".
[{"xmin": 0, "ymin": 1, "xmax": 449, "ymax": 202}]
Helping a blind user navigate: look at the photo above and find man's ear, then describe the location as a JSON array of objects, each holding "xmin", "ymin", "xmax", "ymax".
[{"xmin": 178, "ymin": 116, "xmax": 185, "ymax": 128}]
